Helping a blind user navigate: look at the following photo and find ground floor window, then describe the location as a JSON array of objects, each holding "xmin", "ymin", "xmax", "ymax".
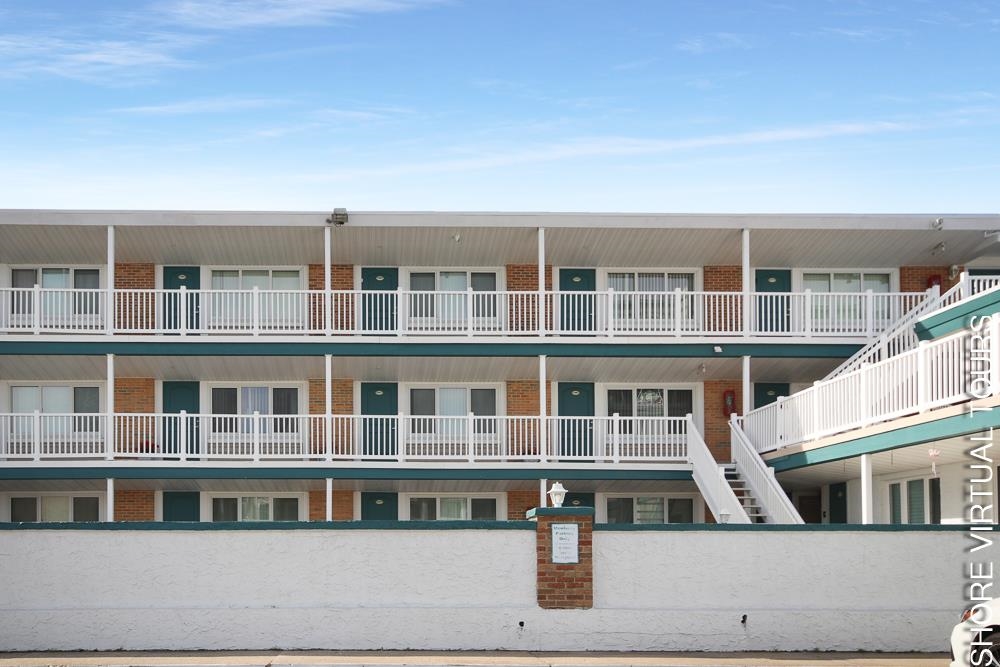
[
  {"xmin": 8, "ymin": 495, "xmax": 100, "ymax": 522},
  {"xmin": 605, "ymin": 495, "xmax": 696, "ymax": 524},
  {"xmin": 406, "ymin": 495, "xmax": 500, "ymax": 520},
  {"xmin": 889, "ymin": 477, "xmax": 940, "ymax": 524},
  {"xmin": 209, "ymin": 494, "xmax": 301, "ymax": 521}
]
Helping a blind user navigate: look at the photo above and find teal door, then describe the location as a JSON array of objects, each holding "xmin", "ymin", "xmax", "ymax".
[
  {"xmin": 162, "ymin": 491, "xmax": 200, "ymax": 521},
  {"xmin": 753, "ymin": 383, "xmax": 790, "ymax": 409},
  {"xmin": 163, "ymin": 267, "xmax": 200, "ymax": 331},
  {"xmin": 163, "ymin": 381, "xmax": 200, "ymax": 456},
  {"xmin": 361, "ymin": 382, "xmax": 398, "ymax": 456},
  {"xmin": 755, "ymin": 269, "xmax": 792, "ymax": 333},
  {"xmin": 558, "ymin": 382, "xmax": 595, "ymax": 458},
  {"xmin": 361, "ymin": 492, "xmax": 398, "ymax": 520},
  {"xmin": 559, "ymin": 269, "xmax": 597, "ymax": 333},
  {"xmin": 563, "ymin": 492, "xmax": 595, "ymax": 509},
  {"xmin": 829, "ymin": 482, "xmax": 848, "ymax": 524},
  {"xmin": 361, "ymin": 268, "xmax": 398, "ymax": 333}
]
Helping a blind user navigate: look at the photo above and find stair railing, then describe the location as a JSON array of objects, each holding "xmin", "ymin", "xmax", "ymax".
[{"xmin": 730, "ymin": 416, "xmax": 804, "ymax": 524}]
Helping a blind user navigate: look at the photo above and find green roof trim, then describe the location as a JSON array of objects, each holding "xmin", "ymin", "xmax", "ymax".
[
  {"xmin": 526, "ymin": 507, "xmax": 595, "ymax": 518},
  {"xmin": 768, "ymin": 407, "xmax": 1000, "ymax": 472},
  {"xmin": 0, "ymin": 340, "xmax": 862, "ymax": 359},
  {"xmin": 914, "ymin": 287, "xmax": 1000, "ymax": 340},
  {"xmin": 594, "ymin": 523, "xmax": 979, "ymax": 531}
]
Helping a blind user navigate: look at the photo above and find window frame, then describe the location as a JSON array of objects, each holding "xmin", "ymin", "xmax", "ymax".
[
  {"xmin": 202, "ymin": 382, "xmax": 305, "ymax": 438},
  {"xmin": 597, "ymin": 492, "xmax": 704, "ymax": 525},
  {"xmin": 2, "ymin": 492, "xmax": 105, "ymax": 522},
  {"xmin": 586, "ymin": 383, "xmax": 703, "ymax": 434},
  {"xmin": 884, "ymin": 475, "xmax": 941, "ymax": 525},
  {"xmin": 791, "ymin": 268, "xmax": 898, "ymax": 293},
  {"xmin": 202, "ymin": 492, "xmax": 307, "ymax": 522},
  {"xmin": 401, "ymin": 383, "xmax": 503, "ymax": 440},
  {"xmin": 399, "ymin": 492, "xmax": 505, "ymax": 521},
  {"xmin": 202, "ymin": 266, "xmax": 306, "ymax": 291}
]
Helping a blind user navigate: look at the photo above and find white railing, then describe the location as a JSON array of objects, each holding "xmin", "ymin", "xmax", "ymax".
[
  {"xmin": 969, "ymin": 275, "xmax": 1000, "ymax": 296},
  {"xmin": 3, "ymin": 287, "xmax": 928, "ymax": 338},
  {"xmin": 685, "ymin": 415, "xmax": 751, "ymax": 524},
  {"xmin": 729, "ymin": 417, "xmax": 803, "ymax": 524},
  {"xmin": 0, "ymin": 288, "xmax": 107, "ymax": 333},
  {"xmin": 0, "ymin": 413, "xmax": 692, "ymax": 464},
  {"xmin": 737, "ymin": 315, "xmax": 999, "ymax": 453}
]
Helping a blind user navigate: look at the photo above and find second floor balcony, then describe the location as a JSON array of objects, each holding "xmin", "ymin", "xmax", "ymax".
[{"xmin": 0, "ymin": 286, "xmax": 934, "ymax": 339}]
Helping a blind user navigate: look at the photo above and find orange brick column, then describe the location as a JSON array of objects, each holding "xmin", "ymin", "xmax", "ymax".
[
  {"xmin": 703, "ymin": 380, "xmax": 742, "ymax": 462},
  {"xmin": 900, "ymin": 266, "xmax": 962, "ymax": 293},
  {"xmin": 114, "ymin": 490, "xmax": 154, "ymax": 521},
  {"xmin": 506, "ymin": 264, "xmax": 552, "ymax": 332},
  {"xmin": 527, "ymin": 507, "xmax": 594, "ymax": 609},
  {"xmin": 704, "ymin": 265, "xmax": 743, "ymax": 333}
]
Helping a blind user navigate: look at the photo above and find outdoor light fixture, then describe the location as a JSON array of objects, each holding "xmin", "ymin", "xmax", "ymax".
[
  {"xmin": 948, "ymin": 265, "xmax": 960, "ymax": 280},
  {"xmin": 699, "ymin": 363, "xmax": 707, "ymax": 375},
  {"xmin": 326, "ymin": 208, "xmax": 348, "ymax": 226},
  {"xmin": 713, "ymin": 345, "xmax": 723, "ymax": 353},
  {"xmin": 931, "ymin": 217, "xmax": 944, "ymax": 231},
  {"xmin": 547, "ymin": 481, "xmax": 567, "ymax": 508},
  {"xmin": 930, "ymin": 242, "xmax": 947, "ymax": 256},
  {"xmin": 719, "ymin": 509, "xmax": 731, "ymax": 524},
  {"xmin": 928, "ymin": 448, "xmax": 941, "ymax": 477}
]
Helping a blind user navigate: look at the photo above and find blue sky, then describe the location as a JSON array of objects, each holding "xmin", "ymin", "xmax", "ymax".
[{"xmin": 0, "ymin": 0, "xmax": 998, "ymax": 212}]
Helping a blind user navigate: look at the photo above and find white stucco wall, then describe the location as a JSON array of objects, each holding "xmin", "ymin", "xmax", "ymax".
[{"xmin": 0, "ymin": 527, "xmax": 976, "ymax": 652}]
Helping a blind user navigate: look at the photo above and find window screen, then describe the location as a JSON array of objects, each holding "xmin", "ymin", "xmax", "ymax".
[
  {"xmin": 606, "ymin": 497, "xmax": 634, "ymax": 524},
  {"xmin": 470, "ymin": 498, "xmax": 497, "ymax": 520},
  {"xmin": 11, "ymin": 497, "xmax": 37, "ymax": 522},
  {"xmin": 273, "ymin": 498, "xmax": 299, "ymax": 521},
  {"xmin": 73, "ymin": 497, "xmax": 100, "ymax": 522},
  {"xmin": 212, "ymin": 498, "xmax": 238, "ymax": 521},
  {"xmin": 410, "ymin": 497, "xmax": 436, "ymax": 520},
  {"xmin": 889, "ymin": 483, "xmax": 902, "ymax": 524},
  {"xmin": 668, "ymin": 498, "xmax": 694, "ymax": 523},
  {"xmin": 907, "ymin": 479, "xmax": 925, "ymax": 524},
  {"xmin": 666, "ymin": 390, "xmax": 693, "ymax": 417}
]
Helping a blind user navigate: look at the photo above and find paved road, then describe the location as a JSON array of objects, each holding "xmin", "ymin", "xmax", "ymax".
[{"xmin": 0, "ymin": 651, "xmax": 952, "ymax": 667}]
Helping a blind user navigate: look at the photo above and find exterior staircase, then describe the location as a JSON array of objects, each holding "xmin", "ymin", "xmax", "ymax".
[{"xmin": 721, "ymin": 464, "xmax": 768, "ymax": 523}]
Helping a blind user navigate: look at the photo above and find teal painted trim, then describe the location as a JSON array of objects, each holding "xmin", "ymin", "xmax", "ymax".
[
  {"xmin": 0, "ymin": 341, "xmax": 862, "ymax": 359},
  {"xmin": 769, "ymin": 408, "xmax": 1000, "ymax": 472},
  {"xmin": 0, "ymin": 467, "xmax": 694, "ymax": 481},
  {"xmin": 0, "ymin": 520, "xmax": 536, "ymax": 531},
  {"xmin": 526, "ymin": 507, "xmax": 595, "ymax": 518},
  {"xmin": 594, "ymin": 523, "xmax": 978, "ymax": 531},
  {"xmin": 915, "ymin": 290, "xmax": 1000, "ymax": 340}
]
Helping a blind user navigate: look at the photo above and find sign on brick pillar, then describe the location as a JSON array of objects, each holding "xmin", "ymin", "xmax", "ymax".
[{"xmin": 526, "ymin": 507, "xmax": 594, "ymax": 609}]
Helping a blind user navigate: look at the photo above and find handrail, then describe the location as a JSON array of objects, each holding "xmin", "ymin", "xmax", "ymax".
[
  {"xmin": 729, "ymin": 416, "xmax": 803, "ymax": 524},
  {"xmin": 685, "ymin": 415, "xmax": 751, "ymax": 524}
]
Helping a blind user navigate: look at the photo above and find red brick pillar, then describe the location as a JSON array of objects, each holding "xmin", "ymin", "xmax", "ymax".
[{"xmin": 527, "ymin": 507, "xmax": 594, "ymax": 609}]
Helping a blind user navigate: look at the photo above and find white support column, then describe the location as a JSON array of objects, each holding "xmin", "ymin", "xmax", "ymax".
[
  {"xmin": 860, "ymin": 453, "xmax": 873, "ymax": 525},
  {"xmin": 325, "ymin": 353, "xmax": 333, "ymax": 460},
  {"xmin": 741, "ymin": 228, "xmax": 751, "ymax": 337},
  {"xmin": 106, "ymin": 478, "xmax": 115, "ymax": 522},
  {"xmin": 742, "ymin": 355, "xmax": 751, "ymax": 416},
  {"xmin": 324, "ymin": 225, "xmax": 332, "ymax": 335},
  {"xmin": 106, "ymin": 353, "xmax": 115, "ymax": 460},
  {"xmin": 539, "ymin": 478, "xmax": 548, "ymax": 508},
  {"xmin": 106, "ymin": 225, "xmax": 115, "ymax": 335},
  {"xmin": 325, "ymin": 477, "xmax": 333, "ymax": 522},
  {"xmin": 537, "ymin": 227, "xmax": 546, "ymax": 336},
  {"xmin": 539, "ymin": 354, "xmax": 548, "ymax": 461}
]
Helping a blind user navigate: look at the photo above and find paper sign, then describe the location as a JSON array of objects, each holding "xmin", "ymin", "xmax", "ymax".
[{"xmin": 551, "ymin": 523, "xmax": 579, "ymax": 564}]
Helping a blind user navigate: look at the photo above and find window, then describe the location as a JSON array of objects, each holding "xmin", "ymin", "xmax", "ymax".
[
  {"xmin": 9, "ymin": 495, "xmax": 100, "ymax": 522},
  {"xmin": 10, "ymin": 267, "xmax": 101, "ymax": 316},
  {"xmin": 407, "ymin": 496, "xmax": 499, "ymax": 520},
  {"xmin": 210, "ymin": 269, "xmax": 300, "ymax": 290},
  {"xmin": 606, "ymin": 387, "xmax": 693, "ymax": 435},
  {"xmin": 10, "ymin": 385, "xmax": 101, "ymax": 434},
  {"xmin": 210, "ymin": 495, "xmax": 301, "ymax": 521},
  {"xmin": 607, "ymin": 271, "xmax": 695, "ymax": 322},
  {"xmin": 408, "ymin": 270, "xmax": 498, "ymax": 320},
  {"xmin": 408, "ymin": 386, "xmax": 497, "ymax": 435},
  {"xmin": 210, "ymin": 386, "xmax": 299, "ymax": 433},
  {"xmin": 888, "ymin": 477, "xmax": 940, "ymax": 525},
  {"xmin": 801, "ymin": 271, "xmax": 893, "ymax": 330},
  {"xmin": 605, "ymin": 496, "xmax": 696, "ymax": 524}
]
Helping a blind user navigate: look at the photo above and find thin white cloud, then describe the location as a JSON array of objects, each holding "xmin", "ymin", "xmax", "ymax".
[
  {"xmin": 816, "ymin": 26, "xmax": 908, "ymax": 42},
  {"xmin": 301, "ymin": 119, "xmax": 916, "ymax": 180},
  {"xmin": 112, "ymin": 96, "xmax": 287, "ymax": 115},
  {"xmin": 157, "ymin": 0, "xmax": 443, "ymax": 29},
  {"xmin": 675, "ymin": 33, "xmax": 751, "ymax": 55}
]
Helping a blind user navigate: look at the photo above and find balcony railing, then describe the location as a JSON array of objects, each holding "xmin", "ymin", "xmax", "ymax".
[
  {"xmin": 0, "ymin": 413, "xmax": 691, "ymax": 465},
  {"xmin": 0, "ymin": 286, "xmax": 929, "ymax": 338}
]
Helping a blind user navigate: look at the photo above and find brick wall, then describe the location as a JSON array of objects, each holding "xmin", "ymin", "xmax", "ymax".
[
  {"xmin": 114, "ymin": 378, "xmax": 155, "ymax": 451},
  {"xmin": 307, "ymin": 264, "xmax": 355, "ymax": 331},
  {"xmin": 703, "ymin": 266, "xmax": 742, "ymax": 292},
  {"xmin": 114, "ymin": 490, "xmax": 154, "ymax": 521},
  {"xmin": 535, "ymin": 512, "xmax": 593, "ymax": 609},
  {"xmin": 507, "ymin": 489, "xmax": 539, "ymax": 520},
  {"xmin": 308, "ymin": 490, "xmax": 355, "ymax": 521},
  {"xmin": 900, "ymin": 266, "xmax": 962, "ymax": 293},
  {"xmin": 703, "ymin": 380, "xmax": 741, "ymax": 462},
  {"xmin": 114, "ymin": 263, "xmax": 156, "ymax": 330},
  {"xmin": 506, "ymin": 264, "xmax": 552, "ymax": 332},
  {"xmin": 703, "ymin": 265, "xmax": 742, "ymax": 332},
  {"xmin": 506, "ymin": 380, "xmax": 551, "ymax": 456},
  {"xmin": 307, "ymin": 378, "xmax": 354, "ymax": 454}
]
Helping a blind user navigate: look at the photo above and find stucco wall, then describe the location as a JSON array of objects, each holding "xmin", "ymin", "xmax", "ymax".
[{"xmin": 0, "ymin": 527, "xmax": 971, "ymax": 652}]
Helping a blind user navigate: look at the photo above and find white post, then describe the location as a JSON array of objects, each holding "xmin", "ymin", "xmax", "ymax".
[
  {"xmin": 325, "ymin": 354, "xmax": 333, "ymax": 461},
  {"xmin": 539, "ymin": 477, "xmax": 548, "ymax": 508},
  {"xmin": 864, "ymin": 289, "xmax": 874, "ymax": 337},
  {"xmin": 539, "ymin": 355, "xmax": 548, "ymax": 462},
  {"xmin": 917, "ymin": 340, "xmax": 929, "ymax": 412},
  {"xmin": 803, "ymin": 289, "xmax": 812, "ymax": 338},
  {"xmin": 106, "ymin": 353, "xmax": 115, "ymax": 460},
  {"xmin": 537, "ymin": 227, "xmax": 546, "ymax": 336},
  {"xmin": 252, "ymin": 410, "xmax": 260, "ymax": 461},
  {"xmin": 606, "ymin": 287, "xmax": 615, "ymax": 337},
  {"xmin": 397, "ymin": 412, "xmax": 405, "ymax": 462},
  {"xmin": 859, "ymin": 362, "xmax": 869, "ymax": 428},
  {"xmin": 106, "ymin": 478, "xmax": 115, "ymax": 523},
  {"xmin": 179, "ymin": 410, "xmax": 188, "ymax": 461},
  {"xmin": 324, "ymin": 225, "xmax": 332, "ymax": 335},
  {"xmin": 251, "ymin": 285, "xmax": 260, "ymax": 336},
  {"xmin": 325, "ymin": 477, "xmax": 333, "ymax": 522},
  {"xmin": 673, "ymin": 288, "xmax": 683, "ymax": 336},
  {"xmin": 467, "ymin": 286, "xmax": 475, "ymax": 337},
  {"xmin": 741, "ymin": 228, "xmax": 751, "ymax": 337},
  {"xmin": 32, "ymin": 284, "xmax": 41, "ymax": 334},
  {"xmin": 179, "ymin": 285, "xmax": 188, "ymax": 335},
  {"xmin": 467, "ymin": 412, "xmax": 475, "ymax": 462},
  {"xmin": 860, "ymin": 453, "xmax": 873, "ymax": 525},
  {"xmin": 611, "ymin": 412, "xmax": 620, "ymax": 463},
  {"xmin": 742, "ymin": 355, "xmax": 751, "ymax": 417},
  {"xmin": 106, "ymin": 225, "xmax": 115, "ymax": 335}
]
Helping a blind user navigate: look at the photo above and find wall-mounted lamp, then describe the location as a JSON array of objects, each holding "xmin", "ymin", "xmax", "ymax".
[
  {"xmin": 719, "ymin": 509, "xmax": 731, "ymax": 524},
  {"xmin": 713, "ymin": 345, "xmax": 723, "ymax": 353},
  {"xmin": 948, "ymin": 265, "xmax": 960, "ymax": 280},
  {"xmin": 452, "ymin": 234, "xmax": 462, "ymax": 243},
  {"xmin": 547, "ymin": 481, "xmax": 567, "ymax": 508},
  {"xmin": 326, "ymin": 208, "xmax": 348, "ymax": 226},
  {"xmin": 931, "ymin": 217, "xmax": 944, "ymax": 231},
  {"xmin": 698, "ymin": 363, "xmax": 708, "ymax": 375}
]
